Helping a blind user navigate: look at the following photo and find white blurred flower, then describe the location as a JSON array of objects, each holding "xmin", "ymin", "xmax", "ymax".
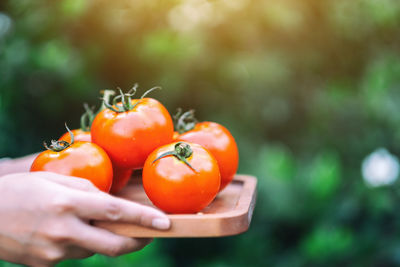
[
  {"xmin": 362, "ymin": 148, "xmax": 399, "ymax": 187},
  {"xmin": 0, "ymin": 12, "xmax": 12, "ymax": 38}
]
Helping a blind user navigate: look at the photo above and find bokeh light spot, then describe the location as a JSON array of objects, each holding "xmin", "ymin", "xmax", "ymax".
[
  {"xmin": 0, "ymin": 12, "xmax": 12, "ymax": 39},
  {"xmin": 362, "ymin": 148, "xmax": 399, "ymax": 187}
]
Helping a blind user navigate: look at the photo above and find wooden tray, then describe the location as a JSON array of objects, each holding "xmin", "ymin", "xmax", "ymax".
[{"xmin": 95, "ymin": 175, "xmax": 257, "ymax": 238}]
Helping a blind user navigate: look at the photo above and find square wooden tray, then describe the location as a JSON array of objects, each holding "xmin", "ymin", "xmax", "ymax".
[{"xmin": 95, "ymin": 175, "xmax": 257, "ymax": 238}]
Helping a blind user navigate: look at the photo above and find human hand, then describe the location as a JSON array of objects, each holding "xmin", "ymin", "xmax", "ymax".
[
  {"xmin": 0, "ymin": 153, "xmax": 39, "ymax": 176},
  {"xmin": 0, "ymin": 172, "xmax": 170, "ymax": 266}
]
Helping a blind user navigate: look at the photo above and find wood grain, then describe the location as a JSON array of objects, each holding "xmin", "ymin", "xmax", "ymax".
[{"xmin": 95, "ymin": 175, "xmax": 257, "ymax": 238}]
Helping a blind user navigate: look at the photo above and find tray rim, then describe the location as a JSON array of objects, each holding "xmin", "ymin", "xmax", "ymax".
[
  {"xmin": 167, "ymin": 175, "xmax": 256, "ymax": 219},
  {"xmin": 95, "ymin": 174, "xmax": 257, "ymax": 238}
]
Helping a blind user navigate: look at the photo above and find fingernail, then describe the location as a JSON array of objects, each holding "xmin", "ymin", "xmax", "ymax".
[{"xmin": 152, "ymin": 218, "xmax": 170, "ymax": 230}]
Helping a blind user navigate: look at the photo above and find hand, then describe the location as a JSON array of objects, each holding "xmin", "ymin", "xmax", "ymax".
[
  {"xmin": 0, "ymin": 153, "xmax": 38, "ymax": 176},
  {"xmin": 0, "ymin": 172, "xmax": 171, "ymax": 266}
]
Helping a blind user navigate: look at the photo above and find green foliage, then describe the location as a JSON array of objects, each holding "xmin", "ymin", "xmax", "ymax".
[
  {"xmin": 60, "ymin": 0, "xmax": 88, "ymax": 18},
  {"xmin": 301, "ymin": 226, "xmax": 354, "ymax": 262},
  {"xmin": 1, "ymin": 0, "xmax": 400, "ymax": 266},
  {"xmin": 307, "ymin": 151, "xmax": 341, "ymax": 200}
]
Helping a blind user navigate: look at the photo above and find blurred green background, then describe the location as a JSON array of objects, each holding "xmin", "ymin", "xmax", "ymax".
[{"xmin": 1, "ymin": 0, "xmax": 400, "ymax": 266}]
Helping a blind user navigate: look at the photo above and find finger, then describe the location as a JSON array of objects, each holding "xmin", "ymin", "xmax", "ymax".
[
  {"xmin": 34, "ymin": 172, "xmax": 100, "ymax": 193},
  {"xmin": 71, "ymin": 191, "xmax": 170, "ymax": 230},
  {"xmin": 65, "ymin": 247, "xmax": 95, "ymax": 260},
  {"xmin": 15, "ymin": 153, "xmax": 40, "ymax": 171},
  {"xmin": 0, "ymin": 153, "xmax": 39, "ymax": 175},
  {"xmin": 70, "ymin": 223, "xmax": 153, "ymax": 257}
]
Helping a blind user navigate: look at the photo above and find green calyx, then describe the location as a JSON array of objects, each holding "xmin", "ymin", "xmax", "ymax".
[
  {"xmin": 173, "ymin": 108, "xmax": 198, "ymax": 134},
  {"xmin": 152, "ymin": 142, "xmax": 198, "ymax": 172},
  {"xmin": 80, "ymin": 103, "xmax": 95, "ymax": 132},
  {"xmin": 99, "ymin": 89, "xmax": 116, "ymax": 112},
  {"xmin": 44, "ymin": 123, "xmax": 74, "ymax": 152},
  {"xmin": 81, "ymin": 90, "xmax": 116, "ymax": 132},
  {"xmin": 103, "ymin": 84, "xmax": 161, "ymax": 113}
]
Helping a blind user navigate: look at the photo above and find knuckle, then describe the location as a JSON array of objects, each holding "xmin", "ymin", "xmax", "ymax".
[
  {"xmin": 49, "ymin": 195, "xmax": 74, "ymax": 214},
  {"xmin": 136, "ymin": 208, "xmax": 153, "ymax": 226},
  {"xmin": 107, "ymin": 243, "xmax": 126, "ymax": 257},
  {"xmin": 138, "ymin": 211, "xmax": 148, "ymax": 225},
  {"xmin": 105, "ymin": 238, "xmax": 149, "ymax": 256},
  {"xmin": 105, "ymin": 202, "xmax": 122, "ymax": 221},
  {"xmin": 39, "ymin": 248, "xmax": 65, "ymax": 264},
  {"xmin": 77, "ymin": 178, "xmax": 97, "ymax": 191},
  {"xmin": 44, "ymin": 221, "xmax": 71, "ymax": 243}
]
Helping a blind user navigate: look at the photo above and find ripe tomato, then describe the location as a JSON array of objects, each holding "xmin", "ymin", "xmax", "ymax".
[
  {"xmin": 59, "ymin": 131, "xmax": 133, "ymax": 194},
  {"xmin": 110, "ymin": 167, "xmax": 133, "ymax": 194},
  {"xmin": 143, "ymin": 142, "xmax": 220, "ymax": 214},
  {"xmin": 59, "ymin": 92, "xmax": 133, "ymax": 193},
  {"xmin": 59, "ymin": 130, "xmax": 133, "ymax": 193},
  {"xmin": 59, "ymin": 129, "xmax": 91, "ymax": 142},
  {"xmin": 91, "ymin": 87, "xmax": 174, "ymax": 169},
  {"xmin": 31, "ymin": 127, "xmax": 113, "ymax": 192},
  {"xmin": 174, "ymin": 111, "xmax": 239, "ymax": 191}
]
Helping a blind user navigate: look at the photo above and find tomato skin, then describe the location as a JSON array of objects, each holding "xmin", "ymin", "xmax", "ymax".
[
  {"xmin": 143, "ymin": 142, "xmax": 220, "ymax": 214},
  {"xmin": 59, "ymin": 129, "xmax": 91, "ymax": 143},
  {"xmin": 91, "ymin": 98, "xmax": 174, "ymax": 169},
  {"xmin": 59, "ymin": 131, "xmax": 133, "ymax": 194},
  {"xmin": 110, "ymin": 167, "xmax": 133, "ymax": 194},
  {"xmin": 176, "ymin": 122, "xmax": 239, "ymax": 191},
  {"xmin": 30, "ymin": 142, "xmax": 113, "ymax": 192}
]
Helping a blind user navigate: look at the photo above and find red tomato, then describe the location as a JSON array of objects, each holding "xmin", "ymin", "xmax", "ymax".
[
  {"xmin": 91, "ymin": 95, "xmax": 174, "ymax": 169},
  {"xmin": 143, "ymin": 142, "xmax": 220, "ymax": 214},
  {"xmin": 59, "ymin": 130, "xmax": 133, "ymax": 194},
  {"xmin": 176, "ymin": 121, "xmax": 239, "ymax": 191},
  {"xmin": 110, "ymin": 167, "xmax": 133, "ymax": 194},
  {"xmin": 59, "ymin": 129, "xmax": 91, "ymax": 142},
  {"xmin": 31, "ymin": 141, "xmax": 113, "ymax": 192}
]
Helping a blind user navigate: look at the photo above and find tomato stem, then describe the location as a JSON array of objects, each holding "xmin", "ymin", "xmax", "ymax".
[
  {"xmin": 173, "ymin": 109, "xmax": 198, "ymax": 134},
  {"xmin": 130, "ymin": 86, "xmax": 161, "ymax": 110},
  {"xmin": 80, "ymin": 103, "xmax": 95, "ymax": 132},
  {"xmin": 152, "ymin": 142, "xmax": 198, "ymax": 172},
  {"xmin": 80, "ymin": 90, "xmax": 115, "ymax": 132},
  {"xmin": 43, "ymin": 123, "xmax": 74, "ymax": 152},
  {"xmin": 103, "ymin": 84, "xmax": 161, "ymax": 113},
  {"xmin": 99, "ymin": 90, "xmax": 116, "ymax": 112}
]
